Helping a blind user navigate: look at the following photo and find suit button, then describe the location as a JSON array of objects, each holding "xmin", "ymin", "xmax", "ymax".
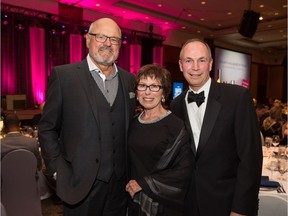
[{"xmin": 95, "ymin": 159, "xmax": 99, "ymax": 163}]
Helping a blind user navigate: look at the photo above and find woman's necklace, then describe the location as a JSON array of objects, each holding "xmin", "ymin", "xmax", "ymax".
[{"xmin": 138, "ymin": 110, "xmax": 171, "ymax": 124}]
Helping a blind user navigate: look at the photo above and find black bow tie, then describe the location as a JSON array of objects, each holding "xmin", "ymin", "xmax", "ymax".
[{"xmin": 187, "ymin": 91, "xmax": 205, "ymax": 107}]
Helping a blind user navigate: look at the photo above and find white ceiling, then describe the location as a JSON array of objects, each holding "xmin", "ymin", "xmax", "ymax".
[{"xmin": 55, "ymin": 0, "xmax": 287, "ymax": 55}]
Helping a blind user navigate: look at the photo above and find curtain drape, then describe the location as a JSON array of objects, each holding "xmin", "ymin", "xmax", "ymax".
[
  {"xmin": 69, "ymin": 34, "xmax": 82, "ymax": 63},
  {"xmin": 1, "ymin": 11, "xmax": 164, "ymax": 109},
  {"xmin": 29, "ymin": 26, "xmax": 46, "ymax": 105},
  {"xmin": 129, "ymin": 44, "xmax": 142, "ymax": 76}
]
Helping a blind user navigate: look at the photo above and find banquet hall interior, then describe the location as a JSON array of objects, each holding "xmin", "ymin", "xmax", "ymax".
[{"xmin": 1, "ymin": 0, "xmax": 287, "ymax": 215}]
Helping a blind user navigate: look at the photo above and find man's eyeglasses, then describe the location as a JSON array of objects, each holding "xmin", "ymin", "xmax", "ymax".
[
  {"xmin": 88, "ymin": 33, "xmax": 122, "ymax": 45},
  {"xmin": 136, "ymin": 84, "xmax": 162, "ymax": 92}
]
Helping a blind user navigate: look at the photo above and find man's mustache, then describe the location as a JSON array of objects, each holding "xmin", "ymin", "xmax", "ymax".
[{"xmin": 99, "ymin": 46, "xmax": 113, "ymax": 53}]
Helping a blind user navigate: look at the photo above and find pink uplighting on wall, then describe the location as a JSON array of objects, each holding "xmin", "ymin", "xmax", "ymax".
[
  {"xmin": 129, "ymin": 44, "xmax": 142, "ymax": 75},
  {"xmin": 69, "ymin": 34, "xmax": 83, "ymax": 63},
  {"xmin": 153, "ymin": 46, "xmax": 163, "ymax": 66},
  {"xmin": 29, "ymin": 26, "xmax": 46, "ymax": 104}
]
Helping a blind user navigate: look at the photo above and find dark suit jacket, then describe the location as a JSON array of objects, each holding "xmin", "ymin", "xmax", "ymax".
[
  {"xmin": 38, "ymin": 59, "xmax": 136, "ymax": 205},
  {"xmin": 1, "ymin": 132, "xmax": 42, "ymax": 170},
  {"xmin": 170, "ymin": 80, "xmax": 263, "ymax": 216}
]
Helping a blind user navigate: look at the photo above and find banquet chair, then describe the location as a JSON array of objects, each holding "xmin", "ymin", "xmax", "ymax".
[
  {"xmin": 1, "ymin": 202, "xmax": 7, "ymax": 216},
  {"xmin": 258, "ymin": 193, "xmax": 288, "ymax": 216},
  {"xmin": 1, "ymin": 149, "xmax": 42, "ymax": 216}
]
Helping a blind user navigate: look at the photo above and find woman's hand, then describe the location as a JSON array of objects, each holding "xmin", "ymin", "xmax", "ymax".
[{"xmin": 125, "ymin": 179, "xmax": 142, "ymax": 199}]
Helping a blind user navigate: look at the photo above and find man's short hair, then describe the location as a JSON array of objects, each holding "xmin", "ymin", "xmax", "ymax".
[{"xmin": 4, "ymin": 114, "xmax": 20, "ymax": 129}]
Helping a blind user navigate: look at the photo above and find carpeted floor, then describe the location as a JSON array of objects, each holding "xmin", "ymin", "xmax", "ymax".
[{"xmin": 41, "ymin": 195, "xmax": 63, "ymax": 216}]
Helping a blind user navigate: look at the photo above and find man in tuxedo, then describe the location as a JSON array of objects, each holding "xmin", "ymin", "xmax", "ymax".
[
  {"xmin": 170, "ymin": 39, "xmax": 262, "ymax": 216},
  {"xmin": 38, "ymin": 18, "xmax": 136, "ymax": 215}
]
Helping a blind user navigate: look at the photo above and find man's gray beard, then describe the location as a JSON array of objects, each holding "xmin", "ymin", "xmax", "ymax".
[
  {"xmin": 95, "ymin": 47, "xmax": 115, "ymax": 66},
  {"xmin": 91, "ymin": 54, "xmax": 115, "ymax": 66}
]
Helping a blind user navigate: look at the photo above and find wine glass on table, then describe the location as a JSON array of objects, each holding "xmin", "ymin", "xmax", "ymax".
[
  {"xmin": 272, "ymin": 135, "xmax": 280, "ymax": 147},
  {"xmin": 264, "ymin": 137, "xmax": 272, "ymax": 157},
  {"xmin": 277, "ymin": 156, "xmax": 288, "ymax": 181},
  {"xmin": 267, "ymin": 154, "xmax": 279, "ymax": 180}
]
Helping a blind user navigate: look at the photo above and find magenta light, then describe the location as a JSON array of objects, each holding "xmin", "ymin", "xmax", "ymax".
[{"xmin": 29, "ymin": 27, "xmax": 46, "ymax": 104}]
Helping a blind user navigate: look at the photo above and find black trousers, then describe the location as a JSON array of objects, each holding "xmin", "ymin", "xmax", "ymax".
[{"xmin": 63, "ymin": 173, "xmax": 128, "ymax": 216}]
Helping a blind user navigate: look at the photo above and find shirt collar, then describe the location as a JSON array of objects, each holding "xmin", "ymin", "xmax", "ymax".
[{"xmin": 188, "ymin": 78, "xmax": 211, "ymax": 99}]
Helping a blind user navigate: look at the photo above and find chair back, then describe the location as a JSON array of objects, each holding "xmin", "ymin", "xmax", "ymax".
[
  {"xmin": 1, "ymin": 149, "xmax": 42, "ymax": 216},
  {"xmin": 258, "ymin": 194, "xmax": 288, "ymax": 216}
]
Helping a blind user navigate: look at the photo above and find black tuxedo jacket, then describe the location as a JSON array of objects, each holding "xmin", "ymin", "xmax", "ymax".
[
  {"xmin": 38, "ymin": 59, "xmax": 136, "ymax": 204},
  {"xmin": 170, "ymin": 80, "xmax": 262, "ymax": 215}
]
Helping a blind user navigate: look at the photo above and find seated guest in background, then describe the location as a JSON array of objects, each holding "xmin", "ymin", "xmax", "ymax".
[
  {"xmin": 126, "ymin": 64, "xmax": 193, "ymax": 216},
  {"xmin": 280, "ymin": 121, "xmax": 288, "ymax": 146},
  {"xmin": 1, "ymin": 113, "xmax": 53, "ymax": 200},
  {"xmin": 1, "ymin": 114, "xmax": 42, "ymax": 170},
  {"xmin": 255, "ymin": 103, "xmax": 268, "ymax": 127},
  {"xmin": 261, "ymin": 106, "xmax": 283, "ymax": 139}
]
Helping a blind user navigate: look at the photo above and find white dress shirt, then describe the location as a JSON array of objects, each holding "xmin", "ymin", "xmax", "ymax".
[{"xmin": 185, "ymin": 78, "xmax": 211, "ymax": 149}]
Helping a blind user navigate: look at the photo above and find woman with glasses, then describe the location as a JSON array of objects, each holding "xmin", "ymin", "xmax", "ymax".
[{"xmin": 125, "ymin": 64, "xmax": 193, "ymax": 216}]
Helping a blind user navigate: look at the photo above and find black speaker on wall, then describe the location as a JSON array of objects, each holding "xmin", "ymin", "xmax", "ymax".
[{"xmin": 238, "ymin": 10, "xmax": 260, "ymax": 38}]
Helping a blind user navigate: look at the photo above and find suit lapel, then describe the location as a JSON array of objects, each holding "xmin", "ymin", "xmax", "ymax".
[
  {"xmin": 197, "ymin": 81, "xmax": 221, "ymax": 156},
  {"xmin": 76, "ymin": 60, "xmax": 100, "ymax": 127},
  {"xmin": 175, "ymin": 90, "xmax": 197, "ymax": 155},
  {"xmin": 117, "ymin": 68, "xmax": 130, "ymax": 134}
]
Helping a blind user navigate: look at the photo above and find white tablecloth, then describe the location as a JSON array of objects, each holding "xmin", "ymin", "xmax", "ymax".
[{"xmin": 259, "ymin": 147, "xmax": 288, "ymax": 216}]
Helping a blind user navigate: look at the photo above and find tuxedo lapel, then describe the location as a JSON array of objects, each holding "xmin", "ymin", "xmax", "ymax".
[
  {"xmin": 174, "ymin": 90, "xmax": 197, "ymax": 155},
  {"xmin": 197, "ymin": 81, "xmax": 221, "ymax": 156},
  {"xmin": 76, "ymin": 60, "xmax": 100, "ymax": 128}
]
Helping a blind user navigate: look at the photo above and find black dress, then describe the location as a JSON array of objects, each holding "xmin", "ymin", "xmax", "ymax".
[{"xmin": 127, "ymin": 111, "xmax": 193, "ymax": 216}]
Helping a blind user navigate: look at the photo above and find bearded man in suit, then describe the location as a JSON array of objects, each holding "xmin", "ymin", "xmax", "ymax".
[
  {"xmin": 38, "ymin": 18, "xmax": 136, "ymax": 215},
  {"xmin": 170, "ymin": 39, "xmax": 262, "ymax": 216}
]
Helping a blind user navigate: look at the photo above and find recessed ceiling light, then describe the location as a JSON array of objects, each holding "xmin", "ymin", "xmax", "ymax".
[
  {"xmin": 259, "ymin": 5, "xmax": 264, "ymax": 8},
  {"xmin": 201, "ymin": 1, "xmax": 206, "ymax": 5},
  {"xmin": 188, "ymin": 13, "xmax": 192, "ymax": 17},
  {"xmin": 95, "ymin": 3, "xmax": 100, "ymax": 7},
  {"xmin": 158, "ymin": 4, "xmax": 162, "ymax": 7},
  {"xmin": 274, "ymin": 12, "xmax": 279, "ymax": 16},
  {"xmin": 267, "ymin": 24, "xmax": 272, "ymax": 28},
  {"xmin": 227, "ymin": 12, "xmax": 232, "ymax": 15},
  {"xmin": 145, "ymin": 17, "xmax": 149, "ymax": 19},
  {"xmin": 200, "ymin": 18, "xmax": 205, "ymax": 21},
  {"xmin": 197, "ymin": 30, "xmax": 201, "ymax": 33},
  {"xmin": 259, "ymin": 16, "xmax": 263, "ymax": 20},
  {"xmin": 218, "ymin": 24, "xmax": 222, "ymax": 27},
  {"xmin": 182, "ymin": 26, "xmax": 186, "ymax": 29}
]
